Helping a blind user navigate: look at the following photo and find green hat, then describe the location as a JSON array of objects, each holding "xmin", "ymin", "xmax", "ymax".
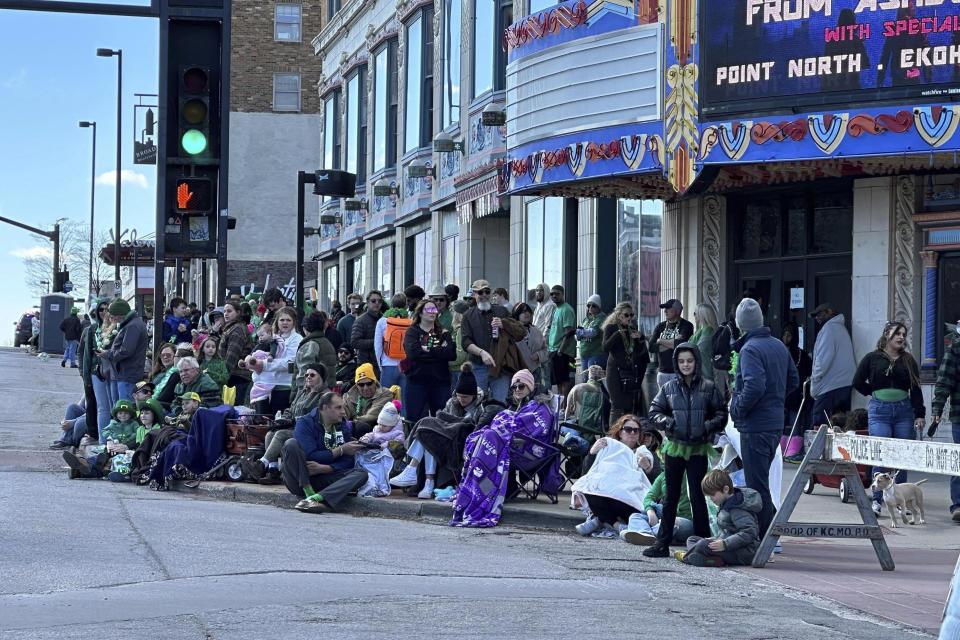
[
  {"xmin": 178, "ymin": 391, "xmax": 201, "ymax": 403},
  {"xmin": 108, "ymin": 298, "xmax": 131, "ymax": 316},
  {"xmin": 111, "ymin": 399, "xmax": 136, "ymax": 419},
  {"xmin": 137, "ymin": 398, "xmax": 164, "ymax": 422},
  {"xmin": 71, "ymin": 306, "xmax": 80, "ymax": 314}
]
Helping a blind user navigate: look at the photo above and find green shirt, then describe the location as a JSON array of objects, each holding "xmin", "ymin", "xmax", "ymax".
[
  {"xmin": 549, "ymin": 303, "xmax": 577, "ymax": 357},
  {"xmin": 578, "ymin": 313, "xmax": 606, "ymax": 359},
  {"xmin": 438, "ymin": 308, "xmax": 453, "ymax": 331}
]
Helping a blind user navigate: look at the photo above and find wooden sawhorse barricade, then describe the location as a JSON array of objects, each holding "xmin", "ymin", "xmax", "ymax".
[{"xmin": 753, "ymin": 427, "xmax": 960, "ymax": 570}]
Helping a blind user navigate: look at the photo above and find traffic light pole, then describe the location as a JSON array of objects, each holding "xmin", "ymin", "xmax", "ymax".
[
  {"xmin": 0, "ymin": 215, "xmax": 60, "ymax": 292},
  {"xmin": 295, "ymin": 171, "xmax": 315, "ymax": 319}
]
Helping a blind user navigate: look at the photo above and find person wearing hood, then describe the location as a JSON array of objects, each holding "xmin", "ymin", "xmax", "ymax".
[
  {"xmin": 680, "ymin": 469, "xmax": 762, "ymax": 567},
  {"xmin": 729, "ymin": 298, "xmax": 799, "ymax": 540},
  {"xmin": 642, "ymin": 342, "xmax": 727, "ymax": 558},
  {"xmin": 342, "ymin": 363, "xmax": 397, "ymax": 438},
  {"xmin": 809, "ymin": 302, "xmax": 855, "ymax": 429},
  {"xmin": 531, "ymin": 283, "xmax": 556, "ymax": 385}
]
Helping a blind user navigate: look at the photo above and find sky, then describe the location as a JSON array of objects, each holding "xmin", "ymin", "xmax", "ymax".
[{"xmin": 0, "ymin": 3, "xmax": 158, "ymax": 345}]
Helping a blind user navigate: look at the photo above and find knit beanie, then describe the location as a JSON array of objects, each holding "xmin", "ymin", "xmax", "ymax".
[
  {"xmin": 511, "ymin": 368, "xmax": 536, "ymax": 391},
  {"xmin": 456, "ymin": 362, "xmax": 478, "ymax": 395},
  {"xmin": 452, "ymin": 299, "xmax": 470, "ymax": 315},
  {"xmin": 587, "ymin": 294, "xmax": 602, "ymax": 308},
  {"xmin": 377, "ymin": 400, "xmax": 401, "ymax": 427},
  {"xmin": 355, "ymin": 362, "xmax": 378, "ymax": 384},
  {"xmin": 108, "ymin": 298, "xmax": 131, "ymax": 316},
  {"xmin": 736, "ymin": 298, "xmax": 763, "ymax": 332}
]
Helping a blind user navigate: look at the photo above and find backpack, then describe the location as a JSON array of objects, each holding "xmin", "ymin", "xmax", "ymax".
[
  {"xmin": 383, "ymin": 316, "xmax": 412, "ymax": 360},
  {"xmin": 711, "ymin": 322, "xmax": 737, "ymax": 371}
]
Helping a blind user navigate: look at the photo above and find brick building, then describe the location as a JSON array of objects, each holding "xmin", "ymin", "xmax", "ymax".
[{"xmin": 181, "ymin": 0, "xmax": 327, "ymax": 305}]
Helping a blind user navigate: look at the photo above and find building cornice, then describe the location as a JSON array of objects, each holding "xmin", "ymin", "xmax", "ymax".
[{"xmin": 312, "ymin": 0, "xmax": 374, "ymax": 56}]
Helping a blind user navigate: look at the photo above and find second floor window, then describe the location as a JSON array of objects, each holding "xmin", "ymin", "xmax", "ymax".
[
  {"xmin": 442, "ymin": 0, "xmax": 461, "ymax": 129},
  {"xmin": 374, "ymin": 40, "xmax": 398, "ymax": 171},
  {"xmin": 346, "ymin": 67, "xmax": 368, "ymax": 183},
  {"xmin": 273, "ymin": 73, "xmax": 301, "ymax": 112},
  {"xmin": 405, "ymin": 8, "xmax": 435, "ymax": 152},
  {"xmin": 327, "ymin": 0, "xmax": 342, "ymax": 19},
  {"xmin": 323, "ymin": 89, "xmax": 341, "ymax": 171},
  {"xmin": 274, "ymin": 3, "xmax": 301, "ymax": 41},
  {"xmin": 474, "ymin": 0, "xmax": 511, "ymax": 98}
]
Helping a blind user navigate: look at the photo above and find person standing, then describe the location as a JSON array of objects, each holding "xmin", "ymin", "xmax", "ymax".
[
  {"xmin": 931, "ymin": 321, "xmax": 960, "ymax": 523},
  {"xmin": 531, "ymin": 282, "xmax": 555, "ymax": 388},
  {"xmin": 781, "ymin": 322, "xmax": 813, "ymax": 463},
  {"xmin": 403, "ymin": 300, "xmax": 456, "ymax": 421},
  {"xmin": 576, "ymin": 294, "xmax": 607, "ymax": 381},
  {"xmin": 374, "ymin": 292, "xmax": 409, "ymax": 406},
  {"xmin": 461, "ymin": 279, "xmax": 512, "ymax": 403},
  {"xmin": 162, "ymin": 297, "xmax": 192, "ymax": 345},
  {"xmin": 651, "ymin": 299, "xmax": 694, "ymax": 390},
  {"xmin": 59, "ymin": 306, "xmax": 82, "ymax": 368},
  {"xmin": 329, "ymin": 300, "xmax": 345, "ymax": 325},
  {"xmin": 351, "ymin": 290, "xmax": 385, "ymax": 376},
  {"xmin": 337, "ymin": 293, "xmax": 364, "ymax": 347},
  {"xmin": 690, "ymin": 303, "xmax": 718, "ymax": 385},
  {"xmin": 97, "ymin": 298, "xmax": 150, "ymax": 406},
  {"xmin": 603, "ymin": 302, "xmax": 650, "ymax": 422},
  {"xmin": 218, "ymin": 300, "xmax": 253, "ymax": 405},
  {"xmin": 853, "ymin": 321, "xmax": 925, "ymax": 516},
  {"xmin": 729, "ymin": 297, "xmax": 799, "ymax": 542},
  {"xmin": 809, "ymin": 302, "xmax": 855, "ymax": 427},
  {"xmin": 430, "ymin": 286, "xmax": 453, "ymax": 331},
  {"xmin": 547, "ymin": 285, "xmax": 577, "ymax": 397}
]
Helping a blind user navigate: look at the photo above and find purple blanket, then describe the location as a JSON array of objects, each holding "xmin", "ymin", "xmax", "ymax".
[{"xmin": 451, "ymin": 400, "xmax": 554, "ymax": 528}]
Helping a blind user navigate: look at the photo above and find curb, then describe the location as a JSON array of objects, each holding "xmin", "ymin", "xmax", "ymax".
[{"xmin": 175, "ymin": 481, "xmax": 584, "ymax": 531}]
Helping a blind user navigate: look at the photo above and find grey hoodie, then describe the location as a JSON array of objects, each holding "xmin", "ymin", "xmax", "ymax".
[
  {"xmin": 717, "ymin": 487, "xmax": 763, "ymax": 566},
  {"xmin": 532, "ymin": 283, "xmax": 555, "ymax": 339},
  {"xmin": 810, "ymin": 313, "xmax": 856, "ymax": 397}
]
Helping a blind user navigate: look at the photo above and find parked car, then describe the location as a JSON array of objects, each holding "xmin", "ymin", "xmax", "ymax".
[{"xmin": 13, "ymin": 313, "xmax": 33, "ymax": 347}]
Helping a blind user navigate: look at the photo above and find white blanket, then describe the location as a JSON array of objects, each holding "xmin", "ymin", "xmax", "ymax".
[{"xmin": 571, "ymin": 438, "xmax": 653, "ymax": 512}]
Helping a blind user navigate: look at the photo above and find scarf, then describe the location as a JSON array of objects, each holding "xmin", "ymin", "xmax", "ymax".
[
  {"xmin": 617, "ymin": 322, "xmax": 634, "ymax": 355},
  {"xmin": 323, "ymin": 426, "xmax": 345, "ymax": 451}
]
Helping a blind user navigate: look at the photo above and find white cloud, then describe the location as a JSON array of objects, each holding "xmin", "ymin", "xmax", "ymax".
[
  {"xmin": 95, "ymin": 170, "xmax": 149, "ymax": 189},
  {"xmin": 2, "ymin": 68, "xmax": 26, "ymax": 89},
  {"xmin": 10, "ymin": 246, "xmax": 52, "ymax": 260}
]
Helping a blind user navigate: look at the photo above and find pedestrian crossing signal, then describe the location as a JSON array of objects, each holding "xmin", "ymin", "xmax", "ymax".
[{"xmin": 174, "ymin": 177, "xmax": 212, "ymax": 214}]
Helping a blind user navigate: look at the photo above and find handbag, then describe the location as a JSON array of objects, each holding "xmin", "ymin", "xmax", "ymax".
[{"xmin": 618, "ymin": 367, "xmax": 643, "ymax": 392}]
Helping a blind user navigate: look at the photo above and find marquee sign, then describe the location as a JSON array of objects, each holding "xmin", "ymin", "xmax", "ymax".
[{"xmin": 701, "ymin": 0, "xmax": 960, "ymax": 116}]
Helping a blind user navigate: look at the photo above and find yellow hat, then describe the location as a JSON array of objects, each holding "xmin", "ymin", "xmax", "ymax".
[
  {"xmin": 355, "ymin": 362, "xmax": 377, "ymax": 384},
  {"xmin": 178, "ymin": 391, "xmax": 201, "ymax": 403}
]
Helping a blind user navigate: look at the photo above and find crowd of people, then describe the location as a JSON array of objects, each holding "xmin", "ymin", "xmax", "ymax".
[{"xmin": 50, "ymin": 278, "xmax": 960, "ymax": 568}]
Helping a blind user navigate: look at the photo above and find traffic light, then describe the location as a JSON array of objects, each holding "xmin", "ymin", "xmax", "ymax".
[
  {"xmin": 165, "ymin": 19, "xmax": 221, "ymax": 164},
  {"xmin": 174, "ymin": 176, "xmax": 213, "ymax": 214},
  {"xmin": 179, "ymin": 66, "xmax": 211, "ymax": 157}
]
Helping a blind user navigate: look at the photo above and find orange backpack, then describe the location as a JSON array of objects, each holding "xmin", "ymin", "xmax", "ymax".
[{"xmin": 383, "ymin": 316, "xmax": 412, "ymax": 360}]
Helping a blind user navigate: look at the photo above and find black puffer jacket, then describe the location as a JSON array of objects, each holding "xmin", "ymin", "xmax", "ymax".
[{"xmin": 649, "ymin": 343, "xmax": 727, "ymax": 446}]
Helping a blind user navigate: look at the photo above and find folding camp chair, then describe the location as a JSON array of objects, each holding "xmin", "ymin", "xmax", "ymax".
[
  {"xmin": 557, "ymin": 382, "xmax": 610, "ymax": 488},
  {"xmin": 507, "ymin": 394, "xmax": 564, "ymax": 504}
]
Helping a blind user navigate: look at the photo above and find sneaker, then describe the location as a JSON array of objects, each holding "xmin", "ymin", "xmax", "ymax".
[
  {"xmin": 784, "ymin": 452, "xmax": 804, "ymax": 464},
  {"xmin": 575, "ymin": 517, "xmax": 600, "ymax": 536},
  {"xmin": 673, "ymin": 550, "xmax": 687, "ymax": 561},
  {"xmin": 591, "ymin": 524, "xmax": 618, "ymax": 539},
  {"xmin": 774, "ymin": 541, "xmax": 782, "ymax": 554},
  {"xmin": 642, "ymin": 544, "xmax": 670, "ymax": 558},
  {"xmin": 952, "ymin": 510, "xmax": 960, "ymax": 523},
  {"xmin": 240, "ymin": 458, "xmax": 265, "ymax": 482},
  {"xmin": 258, "ymin": 467, "xmax": 281, "ymax": 485},
  {"xmin": 683, "ymin": 552, "xmax": 724, "ymax": 567},
  {"xmin": 294, "ymin": 497, "xmax": 329, "ymax": 514},
  {"xmin": 49, "ymin": 440, "xmax": 69, "ymax": 450},
  {"xmin": 622, "ymin": 530, "xmax": 657, "ymax": 546},
  {"xmin": 389, "ymin": 465, "xmax": 419, "ymax": 487},
  {"xmin": 62, "ymin": 451, "xmax": 90, "ymax": 478},
  {"xmin": 417, "ymin": 479, "xmax": 435, "ymax": 500},
  {"xmin": 615, "ymin": 523, "xmax": 629, "ymax": 534},
  {"xmin": 872, "ymin": 500, "xmax": 883, "ymax": 515},
  {"xmin": 61, "ymin": 360, "xmax": 66, "ymax": 368}
]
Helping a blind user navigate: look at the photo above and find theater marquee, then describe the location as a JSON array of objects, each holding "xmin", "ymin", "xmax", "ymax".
[{"xmin": 701, "ymin": 0, "xmax": 960, "ymax": 116}]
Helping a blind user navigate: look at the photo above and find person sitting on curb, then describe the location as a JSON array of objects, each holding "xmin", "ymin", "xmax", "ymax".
[
  {"xmin": 678, "ymin": 469, "xmax": 762, "ymax": 567},
  {"xmin": 442, "ymin": 362, "xmax": 483, "ymax": 421},
  {"xmin": 170, "ymin": 357, "xmax": 221, "ymax": 416},
  {"xmin": 356, "ymin": 401, "xmax": 406, "ymax": 497},
  {"xmin": 281, "ymin": 392, "xmax": 369, "ymax": 514},
  {"xmin": 135, "ymin": 398, "xmax": 164, "ymax": 445},
  {"xmin": 621, "ymin": 471, "xmax": 694, "ymax": 546},
  {"xmin": 342, "ymin": 363, "xmax": 396, "ymax": 438},
  {"xmin": 167, "ymin": 392, "xmax": 202, "ymax": 430},
  {"xmin": 62, "ymin": 399, "xmax": 138, "ymax": 479}
]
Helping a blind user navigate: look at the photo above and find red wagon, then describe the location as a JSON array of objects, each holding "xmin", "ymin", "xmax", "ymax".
[{"xmin": 802, "ymin": 425, "xmax": 872, "ymax": 503}]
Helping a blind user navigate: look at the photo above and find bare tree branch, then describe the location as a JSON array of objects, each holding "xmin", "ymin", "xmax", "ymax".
[{"xmin": 15, "ymin": 220, "xmax": 113, "ymax": 298}]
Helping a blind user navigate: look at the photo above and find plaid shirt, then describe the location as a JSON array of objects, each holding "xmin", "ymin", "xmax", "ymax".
[
  {"xmin": 933, "ymin": 331, "xmax": 960, "ymax": 421},
  {"xmin": 218, "ymin": 321, "xmax": 252, "ymax": 381}
]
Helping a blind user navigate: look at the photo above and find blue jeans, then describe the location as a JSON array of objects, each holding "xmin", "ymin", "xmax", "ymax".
[
  {"xmin": 472, "ymin": 363, "xmax": 510, "ymax": 404},
  {"xmin": 406, "ymin": 439, "xmax": 437, "ymax": 474},
  {"xmin": 59, "ymin": 403, "xmax": 88, "ymax": 447},
  {"xmin": 91, "ymin": 374, "xmax": 111, "ymax": 443},
  {"xmin": 811, "ymin": 385, "xmax": 852, "ymax": 430},
  {"xmin": 739, "ymin": 430, "xmax": 780, "ymax": 538},
  {"xmin": 581, "ymin": 354, "xmax": 608, "ymax": 381},
  {"xmin": 110, "ymin": 380, "xmax": 135, "ymax": 406},
  {"xmin": 867, "ymin": 397, "xmax": 915, "ymax": 502},
  {"xmin": 626, "ymin": 503, "xmax": 694, "ymax": 544},
  {"xmin": 405, "ymin": 380, "xmax": 449, "ymax": 422},
  {"xmin": 379, "ymin": 365, "xmax": 406, "ymax": 416},
  {"xmin": 953, "ymin": 423, "xmax": 960, "ymax": 514},
  {"xmin": 62, "ymin": 340, "xmax": 78, "ymax": 365}
]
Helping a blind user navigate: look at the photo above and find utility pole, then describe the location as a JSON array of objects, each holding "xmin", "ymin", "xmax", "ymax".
[{"xmin": 0, "ymin": 215, "xmax": 61, "ymax": 291}]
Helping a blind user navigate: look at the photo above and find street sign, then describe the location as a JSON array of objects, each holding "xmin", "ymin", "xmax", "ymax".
[
  {"xmin": 63, "ymin": 280, "xmax": 73, "ymax": 293},
  {"xmin": 114, "ymin": 279, "xmax": 122, "ymax": 295}
]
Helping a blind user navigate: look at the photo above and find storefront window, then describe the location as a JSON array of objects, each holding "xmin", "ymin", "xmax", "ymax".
[
  {"xmin": 617, "ymin": 199, "xmax": 662, "ymax": 336},
  {"xmin": 324, "ymin": 265, "xmax": 338, "ymax": 311},
  {"xmin": 351, "ymin": 255, "xmax": 366, "ymax": 295},
  {"xmin": 412, "ymin": 228, "xmax": 433, "ymax": 288},
  {"xmin": 376, "ymin": 245, "xmax": 394, "ymax": 298},
  {"xmin": 441, "ymin": 210, "xmax": 459, "ymax": 286},
  {"xmin": 525, "ymin": 197, "xmax": 564, "ymax": 290},
  {"xmin": 442, "ymin": 0, "xmax": 461, "ymax": 129}
]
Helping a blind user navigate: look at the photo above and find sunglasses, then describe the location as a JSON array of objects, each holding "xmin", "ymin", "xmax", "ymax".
[
  {"xmin": 586, "ymin": 303, "xmax": 598, "ymax": 308},
  {"xmin": 510, "ymin": 383, "xmax": 528, "ymax": 391},
  {"xmin": 424, "ymin": 306, "xmax": 439, "ymax": 313},
  {"xmin": 357, "ymin": 380, "xmax": 374, "ymax": 388},
  {"xmin": 622, "ymin": 313, "xmax": 634, "ymax": 318},
  {"xmin": 368, "ymin": 298, "xmax": 383, "ymax": 305},
  {"xmin": 304, "ymin": 372, "xmax": 318, "ymax": 378},
  {"xmin": 620, "ymin": 426, "xmax": 641, "ymax": 434},
  {"xmin": 477, "ymin": 289, "xmax": 491, "ymax": 295}
]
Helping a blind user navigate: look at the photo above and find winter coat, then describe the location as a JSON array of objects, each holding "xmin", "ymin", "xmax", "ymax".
[
  {"xmin": 717, "ymin": 487, "xmax": 763, "ymax": 566},
  {"xmin": 343, "ymin": 383, "xmax": 396, "ymax": 428},
  {"xmin": 442, "ymin": 395, "xmax": 483, "ymax": 422},
  {"xmin": 102, "ymin": 418, "xmax": 138, "ymax": 448},
  {"xmin": 461, "ymin": 304, "xmax": 510, "ymax": 365},
  {"xmin": 577, "ymin": 313, "xmax": 606, "ymax": 360},
  {"xmin": 219, "ymin": 320, "xmax": 253, "ymax": 382},
  {"xmin": 690, "ymin": 326, "xmax": 715, "ymax": 380},
  {"xmin": 337, "ymin": 313, "xmax": 358, "ymax": 348},
  {"xmin": 293, "ymin": 411, "xmax": 356, "ymax": 472},
  {"xmin": 350, "ymin": 310, "xmax": 381, "ymax": 367},
  {"xmin": 403, "ymin": 324, "xmax": 456, "ymax": 385},
  {"xmin": 374, "ymin": 313, "xmax": 406, "ymax": 369},
  {"xmin": 516, "ymin": 323, "xmax": 548, "ymax": 372},
  {"xmin": 810, "ymin": 313, "xmax": 856, "ymax": 397},
  {"xmin": 730, "ymin": 327, "xmax": 799, "ymax": 434},
  {"xmin": 162, "ymin": 314, "xmax": 192, "ymax": 344},
  {"xmin": 281, "ymin": 386, "xmax": 326, "ymax": 422},
  {"xmin": 649, "ymin": 343, "xmax": 727, "ymax": 446},
  {"xmin": 99, "ymin": 312, "xmax": 150, "ymax": 383},
  {"xmin": 651, "ymin": 318, "xmax": 695, "ymax": 375},
  {"xmin": 258, "ymin": 330, "xmax": 302, "ymax": 388},
  {"xmin": 199, "ymin": 357, "xmax": 229, "ymax": 388},
  {"xmin": 59, "ymin": 315, "xmax": 82, "ymax": 341},
  {"xmin": 532, "ymin": 285, "xmax": 555, "ymax": 339},
  {"xmin": 933, "ymin": 329, "xmax": 960, "ymax": 422},
  {"xmin": 488, "ymin": 317, "xmax": 528, "ymax": 378},
  {"xmin": 293, "ymin": 331, "xmax": 337, "ymax": 393},
  {"xmin": 171, "ymin": 372, "xmax": 221, "ymax": 415}
]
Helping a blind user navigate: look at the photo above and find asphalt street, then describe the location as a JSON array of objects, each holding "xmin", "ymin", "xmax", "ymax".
[{"xmin": 0, "ymin": 347, "xmax": 927, "ymax": 639}]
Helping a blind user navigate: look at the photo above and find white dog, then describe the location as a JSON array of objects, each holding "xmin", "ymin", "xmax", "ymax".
[{"xmin": 870, "ymin": 471, "xmax": 926, "ymax": 527}]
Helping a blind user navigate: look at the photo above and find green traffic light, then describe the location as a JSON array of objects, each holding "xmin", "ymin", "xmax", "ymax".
[{"xmin": 181, "ymin": 129, "xmax": 207, "ymax": 155}]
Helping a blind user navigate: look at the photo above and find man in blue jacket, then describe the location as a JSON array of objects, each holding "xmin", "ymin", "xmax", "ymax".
[
  {"xmin": 281, "ymin": 391, "xmax": 368, "ymax": 514},
  {"xmin": 729, "ymin": 298, "xmax": 799, "ymax": 541}
]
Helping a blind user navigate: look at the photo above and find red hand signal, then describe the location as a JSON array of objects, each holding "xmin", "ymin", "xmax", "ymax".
[{"xmin": 177, "ymin": 182, "xmax": 194, "ymax": 210}]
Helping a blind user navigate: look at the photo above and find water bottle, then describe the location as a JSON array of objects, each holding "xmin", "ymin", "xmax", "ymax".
[
  {"xmin": 274, "ymin": 410, "xmax": 282, "ymax": 421},
  {"xmin": 491, "ymin": 324, "xmax": 499, "ymax": 339}
]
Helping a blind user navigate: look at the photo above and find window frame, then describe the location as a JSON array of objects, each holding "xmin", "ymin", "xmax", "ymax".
[
  {"xmin": 442, "ymin": 0, "xmax": 461, "ymax": 129},
  {"xmin": 373, "ymin": 39, "xmax": 399, "ymax": 172},
  {"xmin": 323, "ymin": 88, "xmax": 342, "ymax": 171},
  {"xmin": 473, "ymin": 0, "xmax": 511, "ymax": 98},
  {"xmin": 524, "ymin": 196, "xmax": 564, "ymax": 292},
  {"xmin": 404, "ymin": 7, "xmax": 434, "ymax": 152},
  {"xmin": 274, "ymin": 3, "xmax": 302, "ymax": 42},
  {"xmin": 345, "ymin": 67, "xmax": 367, "ymax": 183},
  {"xmin": 327, "ymin": 0, "xmax": 342, "ymax": 20},
  {"xmin": 273, "ymin": 72, "xmax": 302, "ymax": 112}
]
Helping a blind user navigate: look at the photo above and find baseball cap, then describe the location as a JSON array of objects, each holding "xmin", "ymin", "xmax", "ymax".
[
  {"xmin": 659, "ymin": 299, "xmax": 682, "ymax": 310},
  {"xmin": 809, "ymin": 302, "xmax": 833, "ymax": 318},
  {"xmin": 178, "ymin": 391, "xmax": 201, "ymax": 403},
  {"xmin": 471, "ymin": 279, "xmax": 491, "ymax": 291}
]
